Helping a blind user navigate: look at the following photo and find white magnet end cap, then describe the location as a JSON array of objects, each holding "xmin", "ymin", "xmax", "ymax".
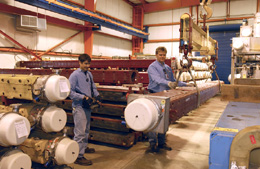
[
  {"xmin": 41, "ymin": 106, "xmax": 67, "ymax": 132},
  {"xmin": 55, "ymin": 138, "xmax": 79, "ymax": 165},
  {"xmin": 241, "ymin": 27, "xmax": 252, "ymax": 37},
  {"xmin": 232, "ymin": 39, "xmax": 244, "ymax": 50},
  {"xmin": 124, "ymin": 98, "xmax": 159, "ymax": 132},
  {"xmin": 44, "ymin": 75, "xmax": 70, "ymax": 103},
  {"xmin": 0, "ymin": 113, "xmax": 30, "ymax": 146},
  {"xmin": 0, "ymin": 150, "xmax": 31, "ymax": 169}
]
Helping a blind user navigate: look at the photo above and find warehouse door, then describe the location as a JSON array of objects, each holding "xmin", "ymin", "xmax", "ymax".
[{"xmin": 210, "ymin": 31, "xmax": 238, "ymax": 84}]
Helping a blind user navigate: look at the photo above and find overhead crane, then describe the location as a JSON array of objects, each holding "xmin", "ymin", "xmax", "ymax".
[{"xmin": 15, "ymin": 0, "xmax": 149, "ymax": 39}]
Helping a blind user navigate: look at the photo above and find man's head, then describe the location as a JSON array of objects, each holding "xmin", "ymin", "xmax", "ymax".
[
  {"xmin": 155, "ymin": 46, "xmax": 167, "ymax": 64},
  {"xmin": 79, "ymin": 54, "xmax": 91, "ymax": 72}
]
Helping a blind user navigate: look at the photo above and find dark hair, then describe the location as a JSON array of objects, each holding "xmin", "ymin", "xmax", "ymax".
[
  {"xmin": 155, "ymin": 46, "xmax": 167, "ymax": 55},
  {"xmin": 78, "ymin": 54, "xmax": 91, "ymax": 63}
]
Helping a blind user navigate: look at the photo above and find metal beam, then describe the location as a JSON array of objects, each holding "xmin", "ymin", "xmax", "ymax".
[
  {"xmin": 0, "ymin": 68, "xmax": 139, "ymax": 85},
  {"xmin": 0, "ymin": 47, "xmax": 80, "ymax": 57},
  {"xmin": 37, "ymin": 31, "xmax": 82, "ymax": 58},
  {"xmin": 0, "ymin": 3, "xmax": 131, "ymax": 43},
  {"xmin": 139, "ymin": 0, "xmax": 148, "ymax": 5},
  {"xmin": 14, "ymin": 59, "xmax": 170, "ymax": 84},
  {"xmin": 180, "ymin": 13, "xmax": 217, "ymax": 56},
  {"xmin": 123, "ymin": 0, "xmax": 135, "ymax": 6},
  {"xmin": 0, "ymin": 30, "xmax": 42, "ymax": 60},
  {"xmin": 0, "ymin": 3, "xmax": 88, "ymax": 31},
  {"xmin": 16, "ymin": 59, "xmax": 172, "ymax": 70},
  {"xmin": 84, "ymin": 0, "xmax": 95, "ymax": 55},
  {"xmin": 15, "ymin": 0, "xmax": 149, "ymax": 39},
  {"xmin": 142, "ymin": 0, "xmax": 228, "ymax": 13}
]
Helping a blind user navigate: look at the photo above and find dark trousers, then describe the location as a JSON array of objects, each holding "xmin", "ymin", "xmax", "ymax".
[{"xmin": 148, "ymin": 132, "xmax": 166, "ymax": 146}]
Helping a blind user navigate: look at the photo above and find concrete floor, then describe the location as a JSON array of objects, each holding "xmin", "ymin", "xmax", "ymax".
[{"xmin": 69, "ymin": 93, "xmax": 229, "ymax": 169}]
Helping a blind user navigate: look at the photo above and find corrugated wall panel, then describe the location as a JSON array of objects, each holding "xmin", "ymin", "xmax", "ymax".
[
  {"xmin": 93, "ymin": 33, "xmax": 132, "ymax": 57},
  {"xmin": 96, "ymin": 0, "xmax": 133, "ymax": 24},
  {"xmin": 210, "ymin": 31, "xmax": 238, "ymax": 84}
]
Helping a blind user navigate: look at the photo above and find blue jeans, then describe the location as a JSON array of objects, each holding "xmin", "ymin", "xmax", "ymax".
[{"xmin": 73, "ymin": 106, "xmax": 91, "ymax": 158}]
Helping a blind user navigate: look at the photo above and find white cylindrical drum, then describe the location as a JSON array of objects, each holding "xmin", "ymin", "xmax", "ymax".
[
  {"xmin": 41, "ymin": 106, "xmax": 67, "ymax": 132},
  {"xmin": 0, "ymin": 150, "xmax": 31, "ymax": 169},
  {"xmin": 124, "ymin": 98, "xmax": 160, "ymax": 132},
  {"xmin": 54, "ymin": 138, "xmax": 79, "ymax": 165},
  {"xmin": 228, "ymin": 74, "xmax": 241, "ymax": 82},
  {"xmin": 0, "ymin": 113, "xmax": 30, "ymax": 146},
  {"xmin": 232, "ymin": 38, "xmax": 244, "ymax": 50},
  {"xmin": 44, "ymin": 75, "xmax": 70, "ymax": 103},
  {"xmin": 254, "ymin": 13, "xmax": 260, "ymax": 37}
]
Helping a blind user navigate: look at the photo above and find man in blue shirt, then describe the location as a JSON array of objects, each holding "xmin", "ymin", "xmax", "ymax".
[
  {"xmin": 69, "ymin": 54, "xmax": 101, "ymax": 166},
  {"xmin": 147, "ymin": 46, "xmax": 190, "ymax": 152}
]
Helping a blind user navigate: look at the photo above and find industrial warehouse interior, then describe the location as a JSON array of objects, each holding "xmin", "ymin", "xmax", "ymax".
[{"xmin": 0, "ymin": 0, "xmax": 260, "ymax": 169}]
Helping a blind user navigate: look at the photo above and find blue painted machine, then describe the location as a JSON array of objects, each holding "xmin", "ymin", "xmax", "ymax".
[{"xmin": 209, "ymin": 101, "xmax": 260, "ymax": 169}]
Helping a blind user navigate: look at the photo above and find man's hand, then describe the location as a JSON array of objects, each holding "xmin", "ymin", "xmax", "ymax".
[
  {"xmin": 95, "ymin": 95, "xmax": 102, "ymax": 102},
  {"xmin": 94, "ymin": 95, "xmax": 102, "ymax": 105},
  {"xmin": 186, "ymin": 83, "xmax": 195, "ymax": 87},
  {"xmin": 89, "ymin": 95, "xmax": 102, "ymax": 109},
  {"xmin": 168, "ymin": 82, "xmax": 178, "ymax": 89},
  {"xmin": 82, "ymin": 96, "xmax": 93, "ymax": 109}
]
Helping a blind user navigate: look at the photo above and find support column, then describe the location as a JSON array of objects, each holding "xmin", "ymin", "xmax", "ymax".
[
  {"xmin": 257, "ymin": 0, "xmax": 260, "ymax": 12},
  {"xmin": 132, "ymin": 6, "xmax": 144, "ymax": 56},
  {"xmin": 84, "ymin": 0, "xmax": 95, "ymax": 56}
]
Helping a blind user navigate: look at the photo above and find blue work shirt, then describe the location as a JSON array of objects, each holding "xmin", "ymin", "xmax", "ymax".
[
  {"xmin": 69, "ymin": 68, "xmax": 99, "ymax": 107},
  {"xmin": 147, "ymin": 60, "xmax": 186, "ymax": 93}
]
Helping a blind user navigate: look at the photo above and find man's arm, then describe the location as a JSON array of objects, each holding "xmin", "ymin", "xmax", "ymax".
[
  {"xmin": 167, "ymin": 67, "xmax": 187, "ymax": 87},
  {"xmin": 178, "ymin": 81, "xmax": 187, "ymax": 87},
  {"xmin": 69, "ymin": 73, "xmax": 85, "ymax": 101},
  {"xmin": 148, "ymin": 65, "xmax": 170, "ymax": 86}
]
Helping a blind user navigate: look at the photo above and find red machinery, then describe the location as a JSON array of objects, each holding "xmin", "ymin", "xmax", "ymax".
[{"xmin": 0, "ymin": 58, "xmax": 220, "ymax": 147}]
